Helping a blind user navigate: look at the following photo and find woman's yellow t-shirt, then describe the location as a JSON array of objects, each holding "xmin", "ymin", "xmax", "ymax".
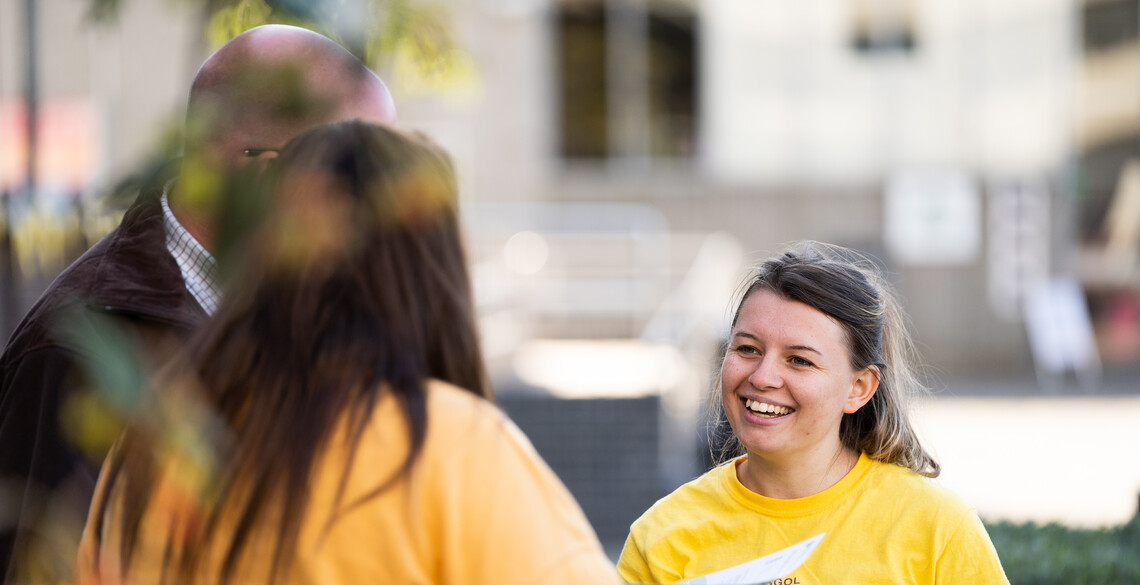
[
  {"xmin": 618, "ymin": 453, "xmax": 1009, "ymax": 585},
  {"xmin": 79, "ymin": 381, "xmax": 619, "ymax": 585}
]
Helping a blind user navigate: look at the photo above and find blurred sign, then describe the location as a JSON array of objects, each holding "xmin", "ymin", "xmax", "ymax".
[
  {"xmin": 0, "ymin": 98, "xmax": 99, "ymax": 195},
  {"xmin": 1023, "ymin": 277, "xmax": 1100, "ymax": 390},
  {"xmin": 885, "ymin": 169, "xmax": 980, "ymax": 266},
  {"xmin": 1, "ymin": 99, "xmax": 101, "ymax": 275}
]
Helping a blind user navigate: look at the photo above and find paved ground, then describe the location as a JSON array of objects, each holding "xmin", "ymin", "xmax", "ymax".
[{"xmin": 914, "ymin": 366, "xmax": 1140, "ymax": 528}]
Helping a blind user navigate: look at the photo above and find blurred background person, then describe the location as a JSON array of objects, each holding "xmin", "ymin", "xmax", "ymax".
[
  {"xmin": 78, "ymin": 119, "xmax": 618, "ymax": 585},
  {"xmin": 618, "ymin": 241, "xmax": 1008, "ymax": 584},
  {"xmin": 0, "ymin": 24, "xmax": 395, "ymax": 583}
]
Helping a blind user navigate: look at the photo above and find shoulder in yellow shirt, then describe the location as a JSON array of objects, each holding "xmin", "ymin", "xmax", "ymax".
[{"xmin": 80, "ymin": 380, "xmax": 620, "ymax": 585}]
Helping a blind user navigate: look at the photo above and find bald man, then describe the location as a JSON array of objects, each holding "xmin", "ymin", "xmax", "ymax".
[{"xmin": 0, "ymin": 25, "xmax": 395, "ymax": 581}]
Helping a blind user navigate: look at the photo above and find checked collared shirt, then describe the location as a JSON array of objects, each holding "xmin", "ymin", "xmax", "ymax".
[{"xmin": 161, "ymin": 184, "xmax": 219, "ymax": 315}]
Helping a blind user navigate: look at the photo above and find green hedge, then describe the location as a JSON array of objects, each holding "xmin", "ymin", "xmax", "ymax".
[{"xmin": 985, "ymin": 514, "xmax": 1140, "ymax": 585}]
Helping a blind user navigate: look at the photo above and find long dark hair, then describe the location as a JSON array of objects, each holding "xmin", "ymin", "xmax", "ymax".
[
  {"xmin": 714, "ymin": 241, "xmax": 939, "ymax": 478},
  {"xmin": 92, "ymin": 120, "xmax": 489, "ymax": 583}
]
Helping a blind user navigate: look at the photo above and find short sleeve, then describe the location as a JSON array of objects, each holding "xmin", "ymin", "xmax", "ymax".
[
  {"xmin": 935, "ymin": 510, "xmax": 1010, "ymax": 584},
  {"xmin": 616, "ymin": 529, "xmax": 655, "ymax": 584},
  {"xmin": 429, "ymin": 398, "xmax": 621, "ymax": 585}
]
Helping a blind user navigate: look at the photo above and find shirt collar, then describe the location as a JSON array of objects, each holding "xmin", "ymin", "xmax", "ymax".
[{"xmin": 161, "ymin": 182, "xmax": 220, "ymax": 315}]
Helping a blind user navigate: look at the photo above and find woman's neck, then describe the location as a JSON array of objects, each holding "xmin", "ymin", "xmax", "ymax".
[{"xmin": 736, "ymin": 445, "xmax": 861, "ymax": 500}]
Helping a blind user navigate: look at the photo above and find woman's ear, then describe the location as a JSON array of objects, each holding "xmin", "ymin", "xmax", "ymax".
[{"xmin": 843, "ymin": 365, "xmax": 880, "ymax": 414}]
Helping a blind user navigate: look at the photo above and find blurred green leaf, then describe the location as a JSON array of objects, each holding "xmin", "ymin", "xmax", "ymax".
[{"xmin": 56, "ymin": 308, "xmax": 150, "ymax": 413}]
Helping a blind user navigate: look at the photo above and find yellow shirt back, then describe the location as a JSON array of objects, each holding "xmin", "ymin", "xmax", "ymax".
[{"xmin": 80, "ymin": 380, "xmax": 619, "ymax": 585}]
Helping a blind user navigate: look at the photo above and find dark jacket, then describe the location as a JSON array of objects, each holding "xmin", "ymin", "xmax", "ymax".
[{"xmin": 0, "ymin": 187, "xmax": 206, "ymax": 582}]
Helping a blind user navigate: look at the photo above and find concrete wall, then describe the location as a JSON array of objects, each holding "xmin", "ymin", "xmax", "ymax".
[{"xmin": 1, "ymin": 0, "xmax": 1089, "ymax": 376}]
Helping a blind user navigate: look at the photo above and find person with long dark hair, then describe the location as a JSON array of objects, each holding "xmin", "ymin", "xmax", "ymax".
[
  {"xmin": 0, "ymin": 25, "xmax": 395, "ymax": 582},
  {"xmin": 77, "ymin": 121, "xmax": 618, "ymax": 585}
]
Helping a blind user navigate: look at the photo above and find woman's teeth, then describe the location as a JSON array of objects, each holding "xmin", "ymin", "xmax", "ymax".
[{"xmin": 745, "ymin": 399, "xmax": 791, "ymax": 416}]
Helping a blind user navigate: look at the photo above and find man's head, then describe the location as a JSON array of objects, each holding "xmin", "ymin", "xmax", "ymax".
[
  {"xmin": 174, "ymin": 25, "xmax": 397, "ymax": 248},
  {"xmin": 186, "ymin": 24, "xmax": 396, "ymax": 174}
]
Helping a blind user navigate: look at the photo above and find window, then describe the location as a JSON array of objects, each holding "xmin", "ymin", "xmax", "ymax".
[
  {"xmin": 556, "ymin": 1, "xmax": 697, "ymax": 160},
  {"xmin": 1083, "ymin": 0, "xmax": 1138, "ymax": 52},
  {"xmin": 850, "ymin": 0, "xmax": 918, "ymax": 55}
]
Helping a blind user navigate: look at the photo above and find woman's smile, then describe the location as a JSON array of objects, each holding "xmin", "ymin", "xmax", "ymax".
[{"xmin": 742, "ymin": 397, "xmax": 794, "ymax": 418}]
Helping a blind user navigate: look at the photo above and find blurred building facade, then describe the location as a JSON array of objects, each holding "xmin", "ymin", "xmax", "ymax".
[
  {"xmin": 410, "ymin": 0, "xmax": 1138, "ymax": 382},
  {"xmin": 6, "ymin": 0, "xmax": 1137, "ymax": 376}
]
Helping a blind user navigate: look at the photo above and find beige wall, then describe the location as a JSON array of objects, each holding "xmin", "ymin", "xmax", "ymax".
[
  {"xmin": 1, "ymin": 0, "xmax": 1095, "ymax": 375},
  {"xmin": 0, "ymin": 0, "xmax": 199, "ymax": 189}
]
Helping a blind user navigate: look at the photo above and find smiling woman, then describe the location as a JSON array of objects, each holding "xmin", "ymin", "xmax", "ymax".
[
  {"xmin": 721, "ymin": 288, "xmax": 881, "ymax": 499},
  {"xmin": 617, "ymin": 241, "xmax": 1010, "ymax": 585}
]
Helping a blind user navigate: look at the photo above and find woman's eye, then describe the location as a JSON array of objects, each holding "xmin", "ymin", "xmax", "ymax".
[
  {"xmin": 790, "ymin": 356, "xmax": 814, "ymax": 367},
  {"xmin": 735, "ymin": 345, "xmax": 759, "ymax": 355}
]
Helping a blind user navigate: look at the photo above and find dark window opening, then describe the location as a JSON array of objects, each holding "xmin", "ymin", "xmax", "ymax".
[
  {"xmin": 649, "ymin": 9, "xmax": 698, "ymax": 158},
  {"xmin": 558, "ymin": 4, "xmax": 609, "ymax": 159},
  {"xmin": 1083, "ymin": 0, "xmax": 1139, "ymax": 52},
  {"xmin": 556, "ymin": 1, "xmax": 698, "ymax": 160},
  {"xmin": 850, "ymin": 0, "xmax": 918, "ymax": 55}
]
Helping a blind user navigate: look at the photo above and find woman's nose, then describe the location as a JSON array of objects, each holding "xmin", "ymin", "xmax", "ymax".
[{"xmin": 747, "ymin": 356, "xmax": 781, "ymax": 389}]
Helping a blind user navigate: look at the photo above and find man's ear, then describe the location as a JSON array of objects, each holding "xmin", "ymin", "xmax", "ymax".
[{"xmin": 843, "ymin": 365, "xmax": 880, "ymax": 414}]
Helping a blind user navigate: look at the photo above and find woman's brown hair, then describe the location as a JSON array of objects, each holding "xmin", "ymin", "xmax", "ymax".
[{"xmin": 93, "ymin": 121, "xmax": 489, "ymax": 583}]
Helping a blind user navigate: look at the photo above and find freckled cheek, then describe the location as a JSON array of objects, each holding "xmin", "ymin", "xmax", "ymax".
[{"xmin": 720, "ymin": 359, "xmax": 749, "ymax": 389}]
